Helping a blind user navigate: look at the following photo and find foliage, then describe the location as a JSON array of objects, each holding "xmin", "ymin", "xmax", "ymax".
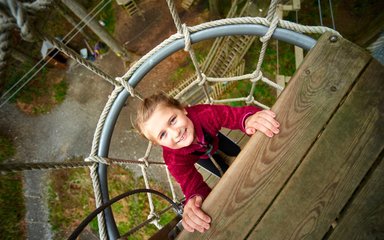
[
  {"xmin": 48, "ymin": 166, "xmax": 99, "ymax": 239},
  {"xmin": 2, "ymin": 55, "xmax": 69, "ymax": 115},
  {"xmin": 48, "ymin": 163, "xmax": 177, "ymax": 239},
  {"xmin": 0, "ymin": 135, "xmax": 15, "ymax": 162},
  {"xmin": 0, "ymin": 135, "xmax": 23, "ymax": 240},
  {"xmin": 54, "ymin": 80, "xmax": 68, "ymax": 103},
  {"xmin": 0, "ymin": 173, "xmax": 26, "ymax": 240},
  {"xmin": 98, "ymin": 1, "xmax": 116, "ymax": 36}
]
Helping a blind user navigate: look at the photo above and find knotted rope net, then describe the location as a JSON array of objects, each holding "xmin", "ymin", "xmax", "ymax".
[
  {"xmin": 85, "ymin": 0, "xmax": 341, "ymax": 239},
  {"xmin": 0, "ymin": 0, "xmax": 342, "ymax": 239}
]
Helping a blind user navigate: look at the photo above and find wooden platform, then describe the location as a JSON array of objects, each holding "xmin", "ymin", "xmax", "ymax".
[{"xmin": 176, "ymin": 32, "xmax": 384, "ymax": 239}]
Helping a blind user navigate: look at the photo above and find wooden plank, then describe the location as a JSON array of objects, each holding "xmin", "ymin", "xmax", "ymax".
[
  {"xmin": 236, "ymin": 133, "xmax": 249, "ymax": 148},
  {"xmin": 248, "ymin": 59, "xmax": 384, "ymax": 239},
  {"xmin": 204, "ymin": 174, "xmax": 220, "ymax": 189},
  {"xmin": 329, "ymin": 155, "xmax": 384, "ymax": 239},
  {"xmin": 294, "ymin": 46, "xmax": 304, "ymax": 69},
  {"xmin": 197, "ymin": 166, "xmax": 220, "ymax": 189},
  {"xmin": 276, "ymin": 74, "xmax": 286, "ymax": 96},
  {"xmin": 226, "ymin": 129, "xmax": 246, "ymax": 145},
  {"xmin": 177, "ymin": 32, "xmax": 371, "ymax": 239}
]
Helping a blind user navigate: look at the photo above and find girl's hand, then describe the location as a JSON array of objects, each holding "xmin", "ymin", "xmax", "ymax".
[
  {"xmin": 245, "ymin": 110, "xmax": 280, "ymax": 137},
  {"xmin": 182, "ymin": 195, "xmax": 211, "ymax": 233}
]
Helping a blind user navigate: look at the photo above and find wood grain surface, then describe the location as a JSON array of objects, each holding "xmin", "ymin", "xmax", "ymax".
[{"xmin": 177, "ymin": 32, "xmax": 373, "ymax": 240}]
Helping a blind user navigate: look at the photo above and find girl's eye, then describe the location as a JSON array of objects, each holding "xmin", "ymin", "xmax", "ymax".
[
  {"xmin": 170, "ymin": 116, "xmax": 176, "ymax": 125},
  {"xmin": 160, "ymin": 131, "xmax": 166, "ymax": 140}
]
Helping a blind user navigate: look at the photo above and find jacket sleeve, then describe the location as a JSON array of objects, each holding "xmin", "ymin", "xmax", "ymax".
[
  {"xmin": 208, "ymin": 105, "xmax": 261, "ymax": 133},
  {"xmin": 164, "ymin": 153, "xmax": 211, "ymax": 203}
]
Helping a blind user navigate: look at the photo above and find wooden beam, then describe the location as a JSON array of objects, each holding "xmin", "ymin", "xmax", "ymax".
[
  {"xmin": 177, "ymin": 32, "xmax": 371, "ymax": 239},
  {"xmin": 247, "ymin": 58, "xmax": 384, "ymax": 239},
  {"xmin": 294, "ymin": 46, "xmax": 304, "ymax": 68},
  {"xmin": 329, "ymin": 155, "xmax": 384, "ymax": 239}
]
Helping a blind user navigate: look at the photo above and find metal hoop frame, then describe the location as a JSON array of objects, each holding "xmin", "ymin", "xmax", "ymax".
[{"xmin": 97, "ymin": 24, "xmax": 316, "ymax": 239}]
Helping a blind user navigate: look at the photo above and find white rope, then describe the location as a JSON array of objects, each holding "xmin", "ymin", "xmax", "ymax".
[
  {"xmin": 138, "ymin": 142, "xmax": 162, "ymax": 229},
  {"xmin": 181, "ymin": 23, "xmax": 212, "ymax": 103},
  {"xmin": 115, "ymin": 77, "xmax": 143, "ymax": 101},
  {"xmin": 89, "ymin": 164, "xmax": 108, "ymax": 240},
  {"xmin": 165, "ymin": 166, "xmax": 178, "ymax": 202},
  {"xmin": 118, "ymin": 17, "xmax": 339, "ymax": 84},
  {"xmin": 90, "ymin": 86, "xmax": 123, "ymax": 156}
]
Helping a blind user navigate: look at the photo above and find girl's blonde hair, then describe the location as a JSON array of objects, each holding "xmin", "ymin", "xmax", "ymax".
[{"xmin": 136, "ymin": 92, "xmax": 184, "ymax": 136}]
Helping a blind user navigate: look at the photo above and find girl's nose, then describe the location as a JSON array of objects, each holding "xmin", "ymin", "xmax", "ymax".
[{"xmin": 169, "ymin": 127, "xmax": 180, "ymax": 139}]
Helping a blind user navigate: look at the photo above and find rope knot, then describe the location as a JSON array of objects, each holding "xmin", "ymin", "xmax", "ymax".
[
  {"xmin": 148, "ymin": 212, "xmax": 162, "ymax": 228},
  {"xmin": 85, "ymin": 156, "xmax": 109, "ymax": 165},
  {"xmin": 116, "ymin": 77, "xmax": 135, "ymax": 97},
  {"xmin": 245, "ymin": 95, "xmax": 255, "ymax": 105},
  {"xmin": 260, "ymin": 14, "xmax": 279, "ymax": 43},
  {"xmin": 182, "ymin": 24, "xmax": 191, "ymax": 52},
  {"xmin": 197, "ymin": 73, "xmax": 207, "ymax": 86},
  {"xmin": 250, "ymin": 71, "xmax": 263, "ymax": 83},
  {"xmin": 139, "ymin": 157, "xmax": 150, "ymax": 168}
]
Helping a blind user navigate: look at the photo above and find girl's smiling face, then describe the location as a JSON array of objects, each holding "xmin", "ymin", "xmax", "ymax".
[{"xmin": 142, "ymin": 104, "xmax": 195, "ymax": 149}]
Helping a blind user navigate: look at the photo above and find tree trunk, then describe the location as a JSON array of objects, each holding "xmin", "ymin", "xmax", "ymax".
[
  {"xmin": 60, "ymin": 0, "xmax": 138, "ymax": 62},
  {"xmin": 54, "ymin": 2, "xmax": 94, "ymax": 41}
]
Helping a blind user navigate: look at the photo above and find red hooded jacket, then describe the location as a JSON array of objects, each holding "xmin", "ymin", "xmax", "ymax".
[{"xmin": 162, "ymin": 104, "xmax": 260, "ymax": 202}]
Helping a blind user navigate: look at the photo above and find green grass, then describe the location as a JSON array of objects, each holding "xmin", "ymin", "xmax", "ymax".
[
  {"xmin": 170, "ymin": 45, "xmax": 209, "ymax": 85},
  {"xmin": 0, "ymin": 173, "xmax": 26, "ymax": 240},
  {"xmin": 107, "ymin": 167, "xmax": 177, "ymax": 239},
  {"xmin": 48, "ymin": 166, "xmax": 99, "ymax": 239},
  {"xmin": 54, "ymin": 80, "xmax": 68, "ymax": 103},
  {"xmin": 98, "ymin": 0, "xmax": 116, "ymax": 36},
  {"xmin": 0, "ymin": 135, "xmax": 24, "ymax": 239},
  {"xmin": 2, "ymin": 58, "xmax": 68, "ymax": 115},
  {"xmin": 221, "ymin": 39, "xmax": 295, "ymax": 107},
  {"xmin": 48, "ymin": 163, "xmax": 177, "ymax": 239},
  {"xmin": 0, "ymin": 135, "xmax": 15, "ymax": 162}
]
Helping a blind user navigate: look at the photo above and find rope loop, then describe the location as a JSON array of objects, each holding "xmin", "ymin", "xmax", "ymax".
[
  {"xmin": 197, "ymin": 73, "xmax": 207, "ymax": 86},
  {"xmin": 139, "ymin": 157, "xmax": 150, "ymax": 169},
  {"xmin": 246, "ymin": 95, "xmax": 255, "ymax": 105},
  {"xmin": 182, "ymin": 24, "xmax": 191, "ymax": 52},
  {"xmin": 116, "ymin": 77, "xmax": 135, "ymax": 97},
  {"xmin": 260, "ymin": 14, "xmax": 279, "ymax": 43},
  {"xmin": 148, "ymin": 212, "xmax": 162, "ymax": 228},
  {"xmin": 85, "ymin": 156, "xmax": 109, "ymax": 165},
  {"xmin": 250, "ymin": 70, "xmax": 263, "ymax": 83}
]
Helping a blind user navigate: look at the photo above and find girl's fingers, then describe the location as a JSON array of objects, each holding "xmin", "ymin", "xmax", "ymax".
[
  {"xmin": 248, "ymin": 117, "xmax": 279, "ymax": 134},
  {"xmin": 184, "ymin": 211, "xmax": 209, "ymax": 233},
  {"xmin": 182, "ymin": 196, "xmax": 211, "ymax": 233},
  {"xmin": 184, "ymin": 215, "xmax": 205, "ymax": 233},
  {"xmin": 261, "ymin": 109, "xmax": 276, "ymax": 118},
  {"xmin": 182, "ymin": 219, "xmax": 195, "ymax": 232},
  {"xmin": 257, "ymin": 111, "xmax": 280, "ymax": 127},
  {"xmin": 252, "ymin": 124, "xmax": 274, "ymax": 137}
]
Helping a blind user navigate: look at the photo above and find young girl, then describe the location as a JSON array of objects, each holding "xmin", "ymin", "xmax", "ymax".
[{"xmin": 136, "ymin": 93, "xmax": 280, "ymax": 233}]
